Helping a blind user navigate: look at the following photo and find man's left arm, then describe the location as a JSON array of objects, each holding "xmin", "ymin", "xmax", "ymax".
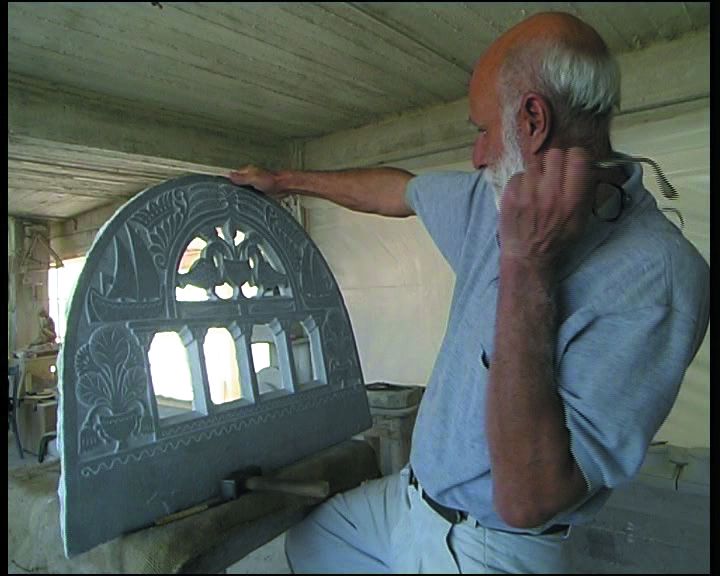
[
  {"xmin": 486, "ymin": 148, "xmax": 592, "ymax": 529},
  {"xmin": 488, "ymin": 254, "xmax": 588, "ymax": 529}
]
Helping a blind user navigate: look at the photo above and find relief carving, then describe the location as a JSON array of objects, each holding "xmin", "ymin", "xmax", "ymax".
[
  {"xmin": 60, "ymin": 175, "xmax": 371, "ymax": 556},
  {"xmin": 75, "ymin": 326, "xmax": 152, "ymax": 454},
  {"xmin": 130, "ymin": 188, "xmax": 189, "ymax": 270},
  {"xmin": 88, "ymin": 231, "xmax": 164, "ymax": 322},
  {"xmin": 322, "ymin": 308, "xmax": 360, "ymax": 387}
]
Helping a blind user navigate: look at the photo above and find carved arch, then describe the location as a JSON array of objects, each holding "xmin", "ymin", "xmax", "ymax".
[{"xmin": 59, "ymin": 175, "xmax": 371, "ymax": 556}]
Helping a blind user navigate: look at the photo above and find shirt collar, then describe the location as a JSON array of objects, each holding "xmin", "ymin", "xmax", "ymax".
[
  {"xmin": 556, "ymin": 154, "xmax": 646, "ymax": 282},
  {"xmin": 488, "ymin": 156, "xmax": 648, "ymax": 282}
]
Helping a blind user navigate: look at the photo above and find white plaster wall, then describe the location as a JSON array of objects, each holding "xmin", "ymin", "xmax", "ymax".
[
  {"xmin": 304, "ymin": 198, "xmax": 454, "ymax": 387},
  {"xmin": 613, "ymin": 106, "xmax": 710, "ymax": 448},
  {"xmin": 303, "ymin": 104, "xmax": 710, "ymax": 448}
]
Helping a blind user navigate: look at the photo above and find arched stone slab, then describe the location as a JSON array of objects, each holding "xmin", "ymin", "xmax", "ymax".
[{"xmin": 58, "ymin": 175, "xmax": 371, "ymax": 556}]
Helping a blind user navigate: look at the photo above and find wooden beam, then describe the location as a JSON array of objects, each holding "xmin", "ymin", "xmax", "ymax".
[
  {"xmin": 301, "ymin": 29, "xmax": 709, "ymax": 171},
  {"xmin": 8, "ymin": 73, "xmax": 284, "ymax": 170}
]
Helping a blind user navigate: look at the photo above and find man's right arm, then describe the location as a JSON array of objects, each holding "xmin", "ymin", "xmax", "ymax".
[{"xmin": 228, "ymin": 166, "xmax": 415, "ymax": 217}]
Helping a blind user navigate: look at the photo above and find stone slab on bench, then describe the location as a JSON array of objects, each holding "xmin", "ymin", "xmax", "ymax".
[{"xmin": 9, "ymin": 439, "xmax": 379, "ymax": 574}]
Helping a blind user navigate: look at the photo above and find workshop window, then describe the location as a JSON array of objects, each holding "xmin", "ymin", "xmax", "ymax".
[
  {"xmin": 204, "ymin": 327, "xmax": 244, "ymax": 405},
  {"xmin": 47, "ymin": 256, "xmax": 86, "ymax": 342},
  {"xmin": 250, "ymin": 324, "xmax": 283, "ymax": 396},
  {"xmin": 290, "ymin": 317, "xmax": 327, "ymax": 390},
  {"xmin": 148, "ymin": 331, "xmax": 195, "ymax": 417},
  {"xmin": 175, "ymin": 237, "xmax": 211, "ymax": 302}
]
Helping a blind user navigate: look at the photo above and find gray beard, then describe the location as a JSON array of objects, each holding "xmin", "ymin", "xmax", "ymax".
[{"xmin": 485, "ymin": 113, "xmax": 526, "ymax": 211}]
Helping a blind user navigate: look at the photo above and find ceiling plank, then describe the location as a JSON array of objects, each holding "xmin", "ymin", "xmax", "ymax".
[
  {"xmin": 162, "ymin": 3, "xmax": 421, "ymax": 114},
  {"xmin": 8, "ymin": 2, "xmax": 446, "ymax": 134},
  {"xmin": 7, "ymin": 132, "xmax": 275, "ymax": 222},
  {"xmin": 178, "ymin": 2, "xmax": 448, "ymax": 113},
  {"xmin": 8, "ymin": 74, "xmax": 284, "ymax": 171},
  {"xmin": 570, "ymin": 3, "xmax": 635, "ymax": 51},
  {"xmin": 8, "ymin": 135, "xmax": 245, "ymax": 177},
  {"xmin": 7, "ymin": 36, "xmax": 349, "ymax": 137},
  {"xmin": 350, "ymin": 2, "xmax": 508, "ymax": 70},
  {"xmin": 343, "ymin": 3, "xmax": 473, "ymax": 75},
  {"xmin": 7, "ymin": 176, "xmax": 135, "ymax": 201},
  {"xmin": 7, "ymin": 2, "xmax": 710, "ymax": 223},
  {"xmin": 8, "ymin": 2, "xmax": 709, "ymax": 144},
  {"xmin": 278, "ymin": 3, "xmax": 470, "ymax": 100},
  {"xmin": 8, "ymin": 189, "xmax": 113, "ymax": 221},
  {"xmin": 302, "ymin": 29, "xmax": 709, "ymax": 170},
  {"xmin": 681, "ymin": 2, "xmax": 711, "ymax": 30}
]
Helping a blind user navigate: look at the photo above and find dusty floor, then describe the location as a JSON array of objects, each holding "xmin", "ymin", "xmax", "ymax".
[{"xmin": 8, "ymin": 433, "xmax": 38, "ymax": 574}]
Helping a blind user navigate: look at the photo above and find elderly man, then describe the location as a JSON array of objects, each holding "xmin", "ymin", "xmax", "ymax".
[{"xmin": 230, "ymin": 11, "xmax": 709, "ymax": 574}]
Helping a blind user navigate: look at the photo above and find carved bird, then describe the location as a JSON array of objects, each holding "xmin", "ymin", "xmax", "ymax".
[
  {"xmin": 177, "ymin": 242, "xmax": 227, "ymax": 296},
  {"xmin": 243, "ymin": 239, "xmax": 288, "ymax": 294},
  {"xmin": 221, "ymin": 258, "xmax": 253, "ymax": 290}
]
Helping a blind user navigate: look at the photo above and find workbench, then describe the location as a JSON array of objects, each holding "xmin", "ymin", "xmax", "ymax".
[{"xmin": 8, "ymin": 439, "xmax": 379, "ymax": 574}]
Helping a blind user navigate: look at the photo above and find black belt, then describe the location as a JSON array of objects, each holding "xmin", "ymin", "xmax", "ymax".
[
  {"xmin": 408, "ymin": 469, "xmax": 569, "ymax": 535},
  {"xmin": 409, "ymin": 469, "xmax": 467, "ymax": 524}
]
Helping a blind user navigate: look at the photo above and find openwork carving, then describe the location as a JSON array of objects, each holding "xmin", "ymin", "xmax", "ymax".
[
  {"xmin": 59, "ymin": 175, "xmax": 371, "ymax": 557},
  {"xmin": 176, "ymin": 225, "xmax": 290, "ymax": 300}
]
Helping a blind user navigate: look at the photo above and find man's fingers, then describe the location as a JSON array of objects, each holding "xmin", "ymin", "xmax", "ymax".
[
  {"xmin": 564, "ymin": 147, "xmax": 593, "ymax": 208},
  {"xmin": 504, "ymin": 172, "xmax": 524, "ymax": 195},
  {"xmin": 227, "ymin": 165, "xmax": 283, "ymax": 198},
  {"xmin": 228, "ymin": 166, "xmax": 253, "ymax": 182},
  {"xmin": 502, "ymin": 172, "xmax": 525, "ymax": 209}
]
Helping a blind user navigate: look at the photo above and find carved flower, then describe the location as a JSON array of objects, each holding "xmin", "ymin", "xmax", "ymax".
[{"xmin": 75, "ymin": 326, "xmax": 150, "ymax": 452}]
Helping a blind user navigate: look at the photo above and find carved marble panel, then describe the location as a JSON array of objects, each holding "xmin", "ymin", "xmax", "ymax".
[{"xmin": 58, "ymin": 175, "xmax": 371, "ymax": 556}]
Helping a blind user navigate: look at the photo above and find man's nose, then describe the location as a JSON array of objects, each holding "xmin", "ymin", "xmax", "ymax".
[{"xmin": 473, "ymin": 140, "xmax": 488, "ymax": 170}]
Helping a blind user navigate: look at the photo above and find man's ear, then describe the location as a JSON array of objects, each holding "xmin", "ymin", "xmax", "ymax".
[{"xmin": 518, "ymin": 92, "xmax": 552, "ymax": 154}]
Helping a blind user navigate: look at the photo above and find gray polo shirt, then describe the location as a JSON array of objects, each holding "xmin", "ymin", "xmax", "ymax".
[{"xmin": 405, "ymin": 160, "xmax": 709, "ymax": 532}]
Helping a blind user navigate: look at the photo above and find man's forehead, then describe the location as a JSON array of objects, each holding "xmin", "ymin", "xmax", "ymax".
[
  {"xmin": 469, "ymin": 52, "xmax": 500, "ymax": 102},
  {"xmin": 470, "ymin": 32, "xmax": 515, "ymax": 90},
  {"xmin": 474, "ymin": 11, "xmax": 605, "ymax": 75},
  {"xmin": 468, "ymin": 14, "xmax": 565, "ymax": 109}
]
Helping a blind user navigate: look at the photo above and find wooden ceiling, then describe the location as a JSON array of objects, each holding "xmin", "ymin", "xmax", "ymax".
[{"xmin": 7, "ymin": 2, "xmax": 710, "ymax": 221}]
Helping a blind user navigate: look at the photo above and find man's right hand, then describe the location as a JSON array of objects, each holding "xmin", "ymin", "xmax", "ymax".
[
  {"xmin": 229, "ymin": 165, "xmax": 415, "ymax": 217},
  {"xmin": 229, "ymin": 165, "xmax": 289, "ymax": 200}
]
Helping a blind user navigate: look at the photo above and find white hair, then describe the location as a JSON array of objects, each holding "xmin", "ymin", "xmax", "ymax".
[
  {"xmin": 499, "ymin": 39, "xmax": 621, "ymax": 147},
  {"xmin": 484, "ymin": 35, "xmax": 621, "ymax": 209},
  {"xmin": 538, "ymin": 42, "xmax": 620, "ymax": 114}
]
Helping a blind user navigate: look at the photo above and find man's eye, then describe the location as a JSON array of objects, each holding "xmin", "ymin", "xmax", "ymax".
[
  {"xmin": 468, "ymin": 121, "xmax": 485, "ymax": 133},
  {"xmin": 467, "ymin": 118, "xmax": 486, "ymax": 135}
]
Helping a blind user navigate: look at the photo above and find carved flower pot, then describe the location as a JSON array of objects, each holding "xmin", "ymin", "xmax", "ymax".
[{"xmin": 99, "ymin": 409, "xmax": 138, "ymax": 449}]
